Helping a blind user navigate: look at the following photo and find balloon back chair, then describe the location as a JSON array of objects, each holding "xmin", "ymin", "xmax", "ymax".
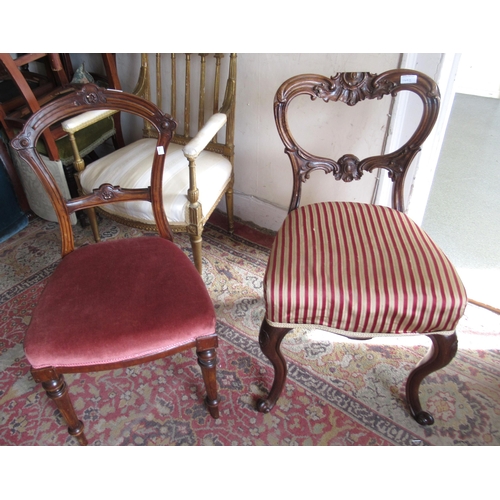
[
  {"xmin": 78, "ymin": 53, "xmax": 237, "ymax": 274},
  {"xmin": 11, "ymin": 84, "xmax": 220, "ymax": 445},
  {"xmin": 257, "ymin": 70, "xmax": 467, "ymax": 426}
]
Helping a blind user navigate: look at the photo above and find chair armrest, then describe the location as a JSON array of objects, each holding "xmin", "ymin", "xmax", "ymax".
[
  {"xmin": 61, "ymin": 109, "xmax": 118, "ymax": 134},
  {"xmin": 182, "ymin": 113, "xmax": 227, "ymax": 159}
]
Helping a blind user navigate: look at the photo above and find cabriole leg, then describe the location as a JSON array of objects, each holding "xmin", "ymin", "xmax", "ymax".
[
  {"xmin": 256, "ymin": 319, "xmax": 291, "ymax": 413},
  {"xmin": 406, "ymin": 332, "xmax": 458, "ymax": 426}
]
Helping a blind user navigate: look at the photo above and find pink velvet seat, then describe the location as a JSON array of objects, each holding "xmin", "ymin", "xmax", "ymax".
[
  {"xmin": 11, "ymin": 84, "xmax": 220, "ymax": 445},
  {"xmin": 257, "ymin": 70, "xmax": 467, "ymax": 426},
  {"xmin": 26, "ymin": 237, "xmax": 216, "ymax": 369}
]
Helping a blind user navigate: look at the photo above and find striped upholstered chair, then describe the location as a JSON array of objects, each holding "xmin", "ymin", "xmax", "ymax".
[{"xmin": 257, "ymin": 70, "xmax": 467, "ymax": 426}]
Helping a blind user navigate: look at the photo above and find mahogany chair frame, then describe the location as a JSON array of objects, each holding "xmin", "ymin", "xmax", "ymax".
[
  {"xmin": 11, "ymin": 84, "xmax": 219, "ymax": 445},
  {"xmin": 257, "ymin": 70, "xmax": 461, "ymax": 426}
]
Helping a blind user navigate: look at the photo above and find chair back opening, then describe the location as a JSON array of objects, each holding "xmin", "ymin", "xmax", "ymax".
[{"xmin": 11, "ymin": 83, "xmax": 177, "ymax": 256}]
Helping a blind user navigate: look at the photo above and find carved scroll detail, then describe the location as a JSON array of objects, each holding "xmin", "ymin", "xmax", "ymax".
[
  {"xmin": 74, "ymin": 84, "xmax": 109, "ymax": 106},
  {"xmin": 95, "ymin": 184, "xmax": 117, "ymax": 201},
  {"xmin": 296, "ymin": 153, "xmax": 363, "ymax": 184},
  {"xmin": 17, "ymin": 136, "xmax": 31, "ymax": 148},
  {"xmin": 337, "ymin": 154, "xmax": 363, "ymax": 181},
  {"xmin": 274, "ymin": 70, "xmax": 441, "ymax": 213},
  {"xmin": 160, "ymin": 119, "xmax": 175, "ymax": 131},
  {"xmin": 312, "ymin": 72, "xmax": 399, "ymax": 106}
]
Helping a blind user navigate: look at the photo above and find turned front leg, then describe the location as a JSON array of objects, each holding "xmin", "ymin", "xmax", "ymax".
[
  {"xmin": 197, "ymin": 348, "xmax": 220, "ymax": 419},
  {"xmin": 33, "ymin": 368, "xmax": 88, "ymax": 445}
]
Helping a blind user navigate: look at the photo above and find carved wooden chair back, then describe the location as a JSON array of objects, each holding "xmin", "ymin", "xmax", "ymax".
[
  {"xmin": 12, "ymin": 83, "xmax": 175, "ymax": 254},
  {"xmin": 274, "ymin": 70, "xmax": 440, "ymax": 213},
  {"xmin": 10, "ymin": 84, "xmax": 220, "ymax": 445}
]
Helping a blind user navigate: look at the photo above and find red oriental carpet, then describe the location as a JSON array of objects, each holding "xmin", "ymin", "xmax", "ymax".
[{"xmin": 1, "ymin": 212, "xmax": 499, "ymax": 446}]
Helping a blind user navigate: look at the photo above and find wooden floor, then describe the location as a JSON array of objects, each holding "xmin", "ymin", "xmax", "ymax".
[{"xmin": 422, "ymin": 93, "xmax": 500, "ymax": 310}]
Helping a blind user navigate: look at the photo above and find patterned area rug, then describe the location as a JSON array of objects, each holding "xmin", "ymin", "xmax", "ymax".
[{"xmin": 1, "ymin": 214, "xmax": 499, "ymax": 446}]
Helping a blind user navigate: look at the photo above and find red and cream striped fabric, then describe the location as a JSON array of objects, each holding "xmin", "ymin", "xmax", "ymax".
[{"xmin": 264, "ymin": 202, "xmax": 467, "ymax": 338}]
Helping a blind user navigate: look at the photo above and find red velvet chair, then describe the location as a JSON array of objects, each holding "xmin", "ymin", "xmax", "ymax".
[
  {"xmin": 257, "ymin": 70, "xmax": 467, "ymax": 425},
  {"xmin": 11, "ymin": 84, "xmax": 219, "ymax": 445}
]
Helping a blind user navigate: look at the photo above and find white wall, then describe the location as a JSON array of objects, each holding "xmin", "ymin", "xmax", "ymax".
[
  {"xmin": 71, "ymin": 53, "xmax": 448, "ymax": 231},
  {"xmin": 455, "ymin": 53, "xmax": 500, "ymax": 98},
  {"xmin": 227, "ymin": 53, "xmax": 400, "ymax": 230}
]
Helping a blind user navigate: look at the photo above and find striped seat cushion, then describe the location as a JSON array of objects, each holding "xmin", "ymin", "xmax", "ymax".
[
  {"xmin": 265, "ymin": 202, "xmax": 467, "ymax": 338},
  {"xmin": 79, "ymin": 138, "xmax": 232, "ymax": 225}
]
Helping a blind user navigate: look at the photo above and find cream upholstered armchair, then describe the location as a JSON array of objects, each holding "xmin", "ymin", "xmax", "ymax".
[{"xmin": 78, "ymin": 53, "xmax": 237, "ymax": 273}]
